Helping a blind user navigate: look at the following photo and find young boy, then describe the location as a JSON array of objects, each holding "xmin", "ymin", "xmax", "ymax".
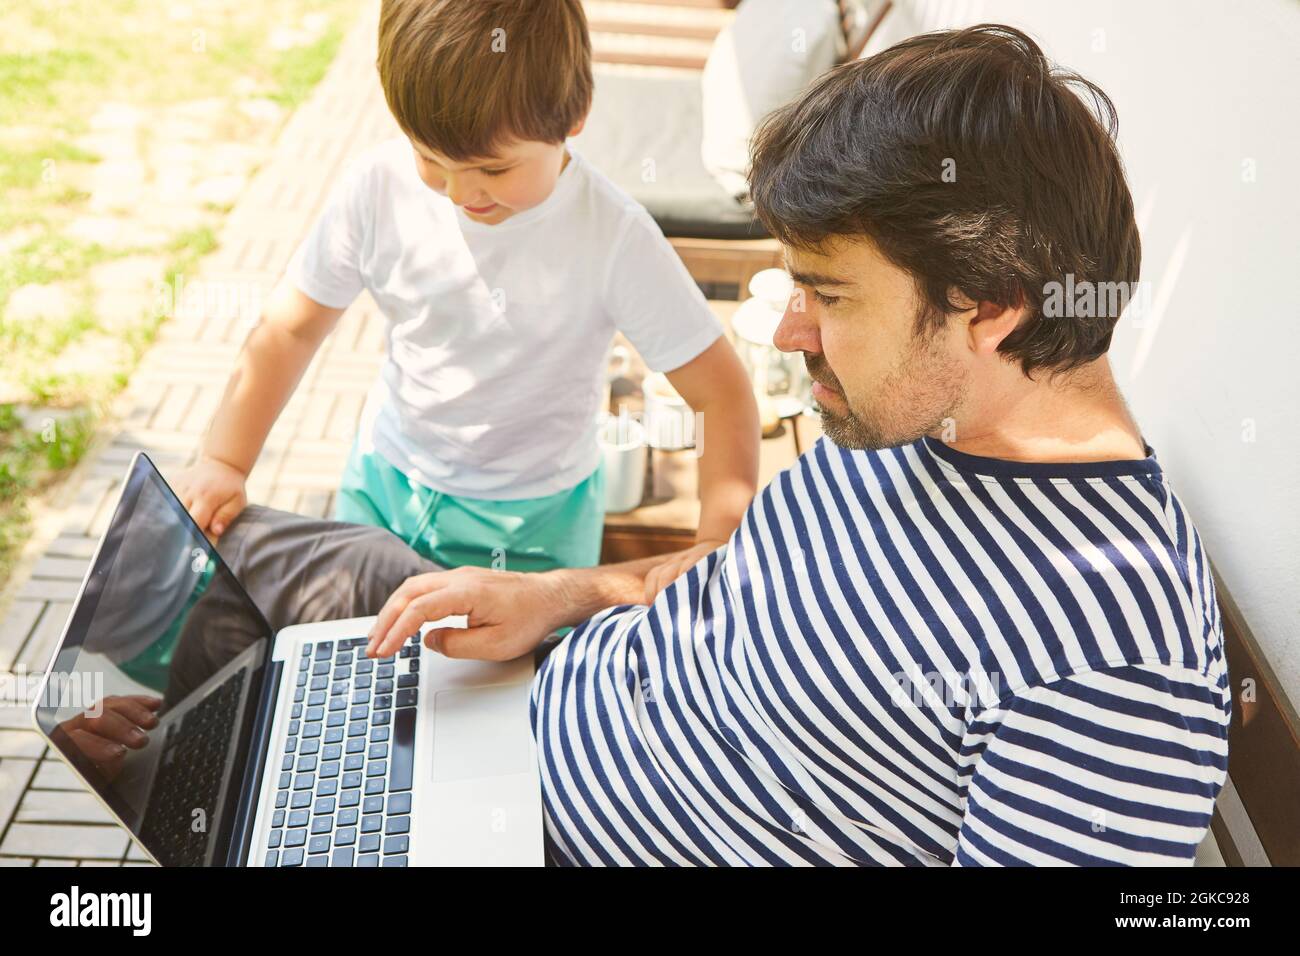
[{"xmin": 175, "ymin": 0, "xmax": 759, "ymax": 594}]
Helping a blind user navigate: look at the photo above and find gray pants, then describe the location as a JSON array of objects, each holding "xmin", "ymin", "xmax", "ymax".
[{"xmin": 215, "ymin": 504, "xmax": 439, "ymax": 634}]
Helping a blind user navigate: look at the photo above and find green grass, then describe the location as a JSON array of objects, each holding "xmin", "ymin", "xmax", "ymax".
[
  {"xmin": 122, "ymin": 225, "xmax": 221, "ymax": 359},
  {"xmin": 0, "ymin": 405, "xmax": 96, "ymax": 583},
  {"xmin": 0, "ymin": 233, "xmax": 112, "ymax": 313},
  {"xmin": 268, "ymin": 25, "xmax": 345, "ymax": 107},
  {"xmin": 0, "ymin": 141, "xmax": 99, "ymax": 192},
  {"xmin": 1, "ymin": 305, "xmax": 97, "ymax": 359},
  {"xmin": 0, "ymin": 50, "xmax": 103, "ymax": 124},
  {"xmin": 0, "ymin": 0, "xmax": 357, "ymax": 586}
]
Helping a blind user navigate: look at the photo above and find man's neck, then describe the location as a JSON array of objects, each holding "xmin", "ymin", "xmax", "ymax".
[{"xmin": 938, "ymin": 357, "xmax": 1148, "ymax": 464}]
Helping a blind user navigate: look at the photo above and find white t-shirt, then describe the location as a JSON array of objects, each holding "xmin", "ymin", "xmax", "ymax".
[{"xmin": 290, "ymin": 138, "xmax": 721, "ymax": 500}]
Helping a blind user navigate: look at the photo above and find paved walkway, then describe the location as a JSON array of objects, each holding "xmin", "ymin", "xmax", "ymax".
[{"xmin": 0, "ymin": 3, "xmax": 398, "ymax": 867}]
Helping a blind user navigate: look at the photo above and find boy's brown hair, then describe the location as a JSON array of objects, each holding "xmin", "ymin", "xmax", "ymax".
[{"xmin": 378, "ymin": 0, "xmax": 593, "ymax": 161}]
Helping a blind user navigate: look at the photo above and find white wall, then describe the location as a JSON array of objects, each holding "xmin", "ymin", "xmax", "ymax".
[{"xmin": 866, "ymin": 0, "xmax": 1300, "ymax": 706}]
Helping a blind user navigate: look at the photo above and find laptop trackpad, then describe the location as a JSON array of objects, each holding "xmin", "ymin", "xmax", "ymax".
[{"xmin": 431, "ymin": 685, "xmax": 532, "ymax": 782}]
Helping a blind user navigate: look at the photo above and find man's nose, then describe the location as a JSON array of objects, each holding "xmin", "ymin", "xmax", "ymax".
[{"xmin": 773, "ymin": 297, "xmax": 821, "ymax": 355}]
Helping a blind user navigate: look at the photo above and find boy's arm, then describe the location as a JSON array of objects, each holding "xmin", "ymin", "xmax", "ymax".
[
  {"xmin": 201, "ymin": 279, "xmax": 344, "ymax": 472},
  {"xmin": 641, "ymin": 335, "xmax": 759, "ymax": 597},
  {"xmin": 599, "ymin": 212, "xmax": 758, "ymax": 595},
  {"xmin": 665, "ymin": 335, "xmax": 760, "ymax": 543},
  {"xmin": 179, "ymin": 279, "xmax": 343, "ymax": 533}
]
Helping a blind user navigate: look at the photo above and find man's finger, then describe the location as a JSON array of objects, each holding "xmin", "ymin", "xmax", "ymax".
[
  {"xmin": 367, "ymin": 573, "xmax": 445, "ymax": 648},
  {"xmin": 110, "ymin": 697, "xmax": 161, "ymax": 729},
  {"xmin": 374, "ymin": 588, "xmax": 466, "ymax": 658},
  {"xmin": 69, "ymin": 728, "xmax": 127, "ymax": 766},
  {"xmin": 367, "ymin": 582, "xmax": 419, "ymax": 653},
  {"xmin": 432, "ymin": 624, "xmax": 509, "ymax": 661},
  {"xmin": 84, "ymin": 709, "xmax": 151, "ymax": 748},
  {"xmin": 423, "ymin": 627, "xmax": 456, "ymax": 655}
]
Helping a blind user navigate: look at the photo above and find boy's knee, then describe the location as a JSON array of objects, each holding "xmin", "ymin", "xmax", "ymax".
[{"xmin": 214, "ymin": 504, "xmax": 438, "ymax": 629}]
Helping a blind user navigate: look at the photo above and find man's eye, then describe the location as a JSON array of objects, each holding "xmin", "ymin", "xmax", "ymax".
[{"xmin": 813, "ymin": 290, "xmax": 840, "ymax": 307}]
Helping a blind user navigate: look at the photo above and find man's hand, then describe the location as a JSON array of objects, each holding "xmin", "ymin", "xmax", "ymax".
[
  {"xmin": 366, "ymin": 566, "xmax": 569, "ymax": 662},
  {"xmin": 174, "ymin": 455, "xmax": 248, "ymax": 538},
  {"xmin": 58, "ymin": 695, "xmax": 163, "ymax": 780},
  {"xmin": 643, "ymin": 539, "xmax": 726, "ymax": 602}
]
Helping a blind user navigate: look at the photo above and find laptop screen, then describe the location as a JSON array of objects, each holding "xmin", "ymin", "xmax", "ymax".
[{"xmin": 33, "ymin": 454, "xmax": 273, "ymax": 866}]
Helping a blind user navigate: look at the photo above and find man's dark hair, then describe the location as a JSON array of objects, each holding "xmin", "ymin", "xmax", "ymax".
[{"xmin": 749, "ymin": 24, "xmax": 1141, "ymax": 375}]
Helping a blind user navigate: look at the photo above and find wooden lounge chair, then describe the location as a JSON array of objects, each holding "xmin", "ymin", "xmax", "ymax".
[{"xmin": 576, "ymin": 1, "xmax": 892, "ymax": 293}]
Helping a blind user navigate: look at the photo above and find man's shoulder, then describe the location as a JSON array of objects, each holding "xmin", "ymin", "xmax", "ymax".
[
  {"xmin": 738, "ymin": 437, "xmax": 918, "ymax": 552},
  {"xmin": 766, "ymin": 436, "xmax": 908, "ymax": 495},
  {"xmin": 754, "ymin": 436, "xmax": 1225, "ymax": 680}
]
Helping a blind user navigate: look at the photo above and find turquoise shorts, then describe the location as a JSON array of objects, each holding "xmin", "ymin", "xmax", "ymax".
[{"xmin": 333, "ymin": 444, "xmax": 605, "ymax": 572}]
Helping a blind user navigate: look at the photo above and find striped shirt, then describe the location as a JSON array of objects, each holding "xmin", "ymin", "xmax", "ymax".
[{"xmin": 531, "ymin": 436, "xmax": 1231, "ymax": 866}]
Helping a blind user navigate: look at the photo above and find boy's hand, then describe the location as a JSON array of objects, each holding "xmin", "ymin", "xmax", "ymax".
[
  {"xmin": 175, "ymin": 455, "xmax": 249, "ymax": 538},
  {"xmin": 366, "ymin": 567, "xmax": 568, "ymax": 662},
  {"xmin": 643, "ymin": 538, "xmax": 726, "ymax": 602}
]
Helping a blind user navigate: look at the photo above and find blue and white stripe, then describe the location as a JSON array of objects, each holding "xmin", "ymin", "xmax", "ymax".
[{"xmin": 531, "ymin": 436, "xmax": 1230, "ymax": 866}]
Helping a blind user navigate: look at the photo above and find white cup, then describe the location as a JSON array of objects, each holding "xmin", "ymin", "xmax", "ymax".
[{"xmin": 600, "ymin": 414, "xmax": 648, "ymax": 514}]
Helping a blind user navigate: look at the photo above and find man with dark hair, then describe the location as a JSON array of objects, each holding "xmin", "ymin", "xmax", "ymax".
[{"xmin": 217, "ymin": 24, "xmax": 1229, "ymax": 866}]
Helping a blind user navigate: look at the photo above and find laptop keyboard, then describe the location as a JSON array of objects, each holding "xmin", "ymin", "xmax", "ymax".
[
  {"xmin": 263, "ymin": 634, "xmax": 421, "ymax": 867},
  {"xmin": 141, "ymin": 667, "xmax": 247, "ymax": 866}
]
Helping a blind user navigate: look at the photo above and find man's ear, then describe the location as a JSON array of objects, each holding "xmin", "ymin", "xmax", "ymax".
[
  {"xmin": 567, "ymin": 112, "xmax": 589, "ymax": 138},
  {"xmin": 966, "ymin": 298, "xmax": 1027, "ymax": 358}
]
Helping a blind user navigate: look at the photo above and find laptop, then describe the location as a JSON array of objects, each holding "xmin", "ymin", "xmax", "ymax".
[{"xmin": 30, "ymin": 452, "xmax": 544, "ymax": 867}]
